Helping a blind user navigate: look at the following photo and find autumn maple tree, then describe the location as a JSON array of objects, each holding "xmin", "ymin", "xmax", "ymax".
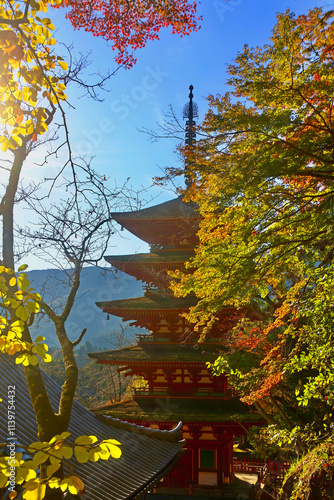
[
  {"xmin": 55, "ymin": 0, "xmax": 200, "ymax": 69},
  {"xmin": 170, "ymin": 7, "xmax": 334, "ymax": 499},
  {"xmin": 0, "ymin": 0, "xmax": 199, "ymax": 498}
]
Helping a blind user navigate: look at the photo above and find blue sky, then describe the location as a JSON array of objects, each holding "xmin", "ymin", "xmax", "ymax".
[{"xmin": 23, "ymin": 0, "xmax": 331, "ymax": 269}]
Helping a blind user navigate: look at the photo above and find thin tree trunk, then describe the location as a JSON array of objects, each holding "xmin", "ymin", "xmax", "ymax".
[
  {"xmin": 56, "ymin": 321, "xmax": 78, "ymax": 429},
  {"xmin": 1, "ymin": 143, "xmax": 27, "ymax": 268}
]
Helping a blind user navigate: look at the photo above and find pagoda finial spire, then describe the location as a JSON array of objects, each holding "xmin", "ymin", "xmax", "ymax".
[
  {"xmin": 183, "ymin": 85, "xmax": 198, "ymax": 186},
  {"xmin": 183, "ymin": 84, "xmax": 198, "ymax": 147}
]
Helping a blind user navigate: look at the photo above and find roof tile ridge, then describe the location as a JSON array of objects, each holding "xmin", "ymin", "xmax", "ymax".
[
  {"xmin": 95, "ymin": 413, "xmax": 183, "ymax": 443},
  {"xmin": 88, "ymin": 344, "xmax": 138, "ymax": 358}
]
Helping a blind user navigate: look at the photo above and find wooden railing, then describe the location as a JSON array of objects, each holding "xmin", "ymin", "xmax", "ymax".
[
  {"xmin": 233, "ymin": 457, "xmax": 290, "ymax": 480},
  {"xmin": 233, "ymin": 456, "xmax": 265, "ymax": 474},
  {"xmin": 260, "ymin": 459, "xmax": 290, "ymax": 481},
  {"xmin": 134, "ymin": 387, "xmax": 168, "ymax": 396},
  {"xmin": 134, "ymin": 387, "xmax": 237, "ymax": 398},
  {"xmin": 136, "ymin": 334, "xmax": 154, "ymax": 342}
]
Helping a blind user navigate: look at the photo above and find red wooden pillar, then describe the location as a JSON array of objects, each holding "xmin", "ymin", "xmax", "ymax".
[
  {"xmin": 147, "ymin": 370, "xmax": 153, "ymax": 394},
  {"xmin": 192, "ymin": 446, "xmax": 199, "ymax": 486},
  {"xmin": 228, "ymin": 438, "xmax": 233, "ymax": 477},
  {"xmin": 190, "ymin": 428, "xmax": 201, "ymax": 486},
  {"xmin": 217, "ymin": 443, "xmax": 223, "ymax": 488}
]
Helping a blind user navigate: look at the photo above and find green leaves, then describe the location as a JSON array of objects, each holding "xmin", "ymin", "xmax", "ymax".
[{"xmin": 173, "ymin": 9, "xmax": 334, "ymax": 490}]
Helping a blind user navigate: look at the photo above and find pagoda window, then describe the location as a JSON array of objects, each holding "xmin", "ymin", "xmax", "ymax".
[
  {"xmin": 199, "ymin": 449, "xmax": 216, "ymax": 470},
  {"xmin": 157, "ymin": 326, "xmax": 170, "ymax": 334},
  {"xmin": 199, "ymin": 426, "xmax": 215, "ymax": 441}
]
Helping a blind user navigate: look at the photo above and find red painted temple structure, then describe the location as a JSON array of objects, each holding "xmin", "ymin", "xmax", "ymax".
[{"xmin": 89, "ymin": 87, "xmax": 262, "ymax": 495}]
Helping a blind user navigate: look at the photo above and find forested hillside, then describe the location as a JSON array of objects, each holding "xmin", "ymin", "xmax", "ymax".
[{"xmin": 28, "ymin": 267, "xmax": 145, "ymax": 348}]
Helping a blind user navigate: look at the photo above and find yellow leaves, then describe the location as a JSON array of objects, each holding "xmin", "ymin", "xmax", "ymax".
[
  {"xmin": 100, "ymin": 439, "xmax": 122, "ymax": 459},
  {"xmin": 23, "ymin": 482, "xmax": 46, "ymax": 500},
  {"xmin": 57, "ymin": 59, "xmax": 68, "ymax": 71},
  {"xmin": 74, "ymin": 435, "xmax": 98, "ymax": 446},
  {"xmin": 49, "ymin": 432, "xmax": 71, "ymax": 446},
  {"xmin": 15, "ymin": 304, "xmax": 30, "ymax": 321},
  {"xmin": 56, "ymin": 89, "xmax": 66, "ymax": 100},
  {"xmin": 41, "ymin": 18, "xmax": 55, "ymax": 30},
  {"xmin": 70, "ymin": 475, "xmax": 84, "ymax": 492},
  {"xmin": 0, "ymin": 429, "xmax": 121, "ymax": 499},
  {"xmin": 74, "ymin": 436, "xmax": 98, "ymax": 463},
  {"xmin": 16, "ymin": 353, "xmax": 39, "ymax": 366},
  {"xmin": 61, "ymin": 476, "xmax": 84, "ymax": 495},
  {"xmin": 27, "ymin": 434, "xmax": 72, "ymax": 470},
  {"xmin": 0, "ymin": 266, "xmax": 48, "ymax": 364},
  {"xmin": 47, "ymin": 475, "xmax": 85, "ymax": 496},
  {"xmin": 6, "ymin": 341, "xmax": 22, "ymax": 356},
  {"xmin": 15, "ymin": 432, "xmax": 122, "ymax": 499},
  {"xmin": 10, "ymin": 320, "xmax": 25, "ymax": 335},
  {"xmin": 36, "ymin": 24, "xmax": 51, "ymax": 41},
  {"xmin": 15, "ymin": 338, "xmax": 51, "ymax": 366},
  {"xmin": 0, "ymin": 136, "xmax": 12, "ymax": 152},
  {"xmin": 9, "ymin": 276, "xmax": 16, "ymax": 286},
  {"xmin": 0, "ymin": 453, "xmax": 38, "ymax": 491},
  {"xmin": 74, "ymin": 436, "xmax": 122, "ymax": 463},
  {"xmin": 0, "ymin": 3, "xmax": 68, "ymax": 150}
]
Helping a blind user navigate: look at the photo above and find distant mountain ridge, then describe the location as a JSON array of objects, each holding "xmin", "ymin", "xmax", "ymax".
[{"xmin": 28, "ymin": 267, "xmax": 145, "ymax": 348}]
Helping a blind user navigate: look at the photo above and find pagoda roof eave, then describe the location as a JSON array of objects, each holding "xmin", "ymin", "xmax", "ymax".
[
  {"xmin": 89, "ymin": 343, "xmax": 223, "ymax": 363},
  {"xmin": 90, "ymin": 358, "xmax": 209, "ymax": 368},
  {"xmin": 96, "ymin": 297, "xmax": 241, "ymax": 318},
  {"xmin": 110, "ymin": 197, "xmax": 200, "ymax": 246},
  {"xmin": 104, "ymin": 252, "xmax": 194, "ymax": 286},
  {"xmin": 111, "ymin": 196, "xmax": 199, "ymax": 221},
  {"xmin": 90, "ymin": 397, "xmax": 262, "ymax": 425},
  {"xmin": 105, "ymin": 250, "xmax": 194, "ymax": 265},
  {"xmin": 96, "ymin": 295, "xmax": 198, "ymax": 312}
]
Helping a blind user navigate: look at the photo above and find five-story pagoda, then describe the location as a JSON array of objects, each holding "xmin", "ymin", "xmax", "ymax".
[{"xmin": 89, "ymin": 87, "xmax": 261, "ymax": 494}]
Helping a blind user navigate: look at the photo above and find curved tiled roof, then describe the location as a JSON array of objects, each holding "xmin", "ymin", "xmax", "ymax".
[
  {"xmin": 105, "ymin": 250, "xmax": 194, "ymax": 264},
  {"xmin": 111, "ymin": 197, "xmax": 200, "ymax": 247},
  {"xmin": 0, "ymin": 355, "xmax": 184, "ymax": 500},
  {"xmin": 104, "ymin": 251, "xmax": 194, "ymax": 287},
  {"xmin": 112, "ymin": 197, "xmax": 198, "ymax": 220},
  {"xmin": 89, "ymin": 343, "xmax": 223, "ymax": 363},
  {"xmin": 96, "ymin": 295, "xmax": 197, "ymax": 312},
  {"xmin": 91, "ymin": 397, "xmax": 261, "ymax": 425}
]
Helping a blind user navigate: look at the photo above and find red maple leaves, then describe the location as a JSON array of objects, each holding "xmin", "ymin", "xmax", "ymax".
[{"xmin": 53, "ymin": 1, "xmax": 200, "ymax": 68}]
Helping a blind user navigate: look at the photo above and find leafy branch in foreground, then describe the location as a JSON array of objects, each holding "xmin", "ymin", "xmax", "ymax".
[
  {"xmin": 0, "ymin": 432, "xmax": 121, "ymax": 500},
  {"xmin": 0, "ymin": 269, "xmax": 122, "ymax": 500}
]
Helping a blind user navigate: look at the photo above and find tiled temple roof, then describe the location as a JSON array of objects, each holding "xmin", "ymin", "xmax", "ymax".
[
  {"xmin": 91, "ymin": 397, "xmax": 261, "ymax": 426},
  {"xmin": 111, "ymin": 197, "xmax": 200, "ymax": 247},
  {"xmin": 89, "ymin": 343, "xmax": 223, "ymax": 364},
  {"xmin": 96, "ymin": 295, "xmax": 197, "ymax": 312},
  {"xmin": 105, "ymin": 250, "xmax": 194, "ymax": 264},
  {"xmin": 112, "ymin": 197, "xmax": 198, "ymax": 220},
  {"xmin": 0, "ymin": 355, "xmax": 184, "ymax": 500}
]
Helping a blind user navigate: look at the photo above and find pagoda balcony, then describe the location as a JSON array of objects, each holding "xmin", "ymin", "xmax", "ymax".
[
  {"xmin": 136, "ymin": 333, "xmax": 178, "ymax": 343},
  {"xmin": 136, "ymin": 334, "xmax": 154, "ymax": 342},
  {"xmin": 133, "ymin": 386, "xmax": 238, "ymax": 399}
]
